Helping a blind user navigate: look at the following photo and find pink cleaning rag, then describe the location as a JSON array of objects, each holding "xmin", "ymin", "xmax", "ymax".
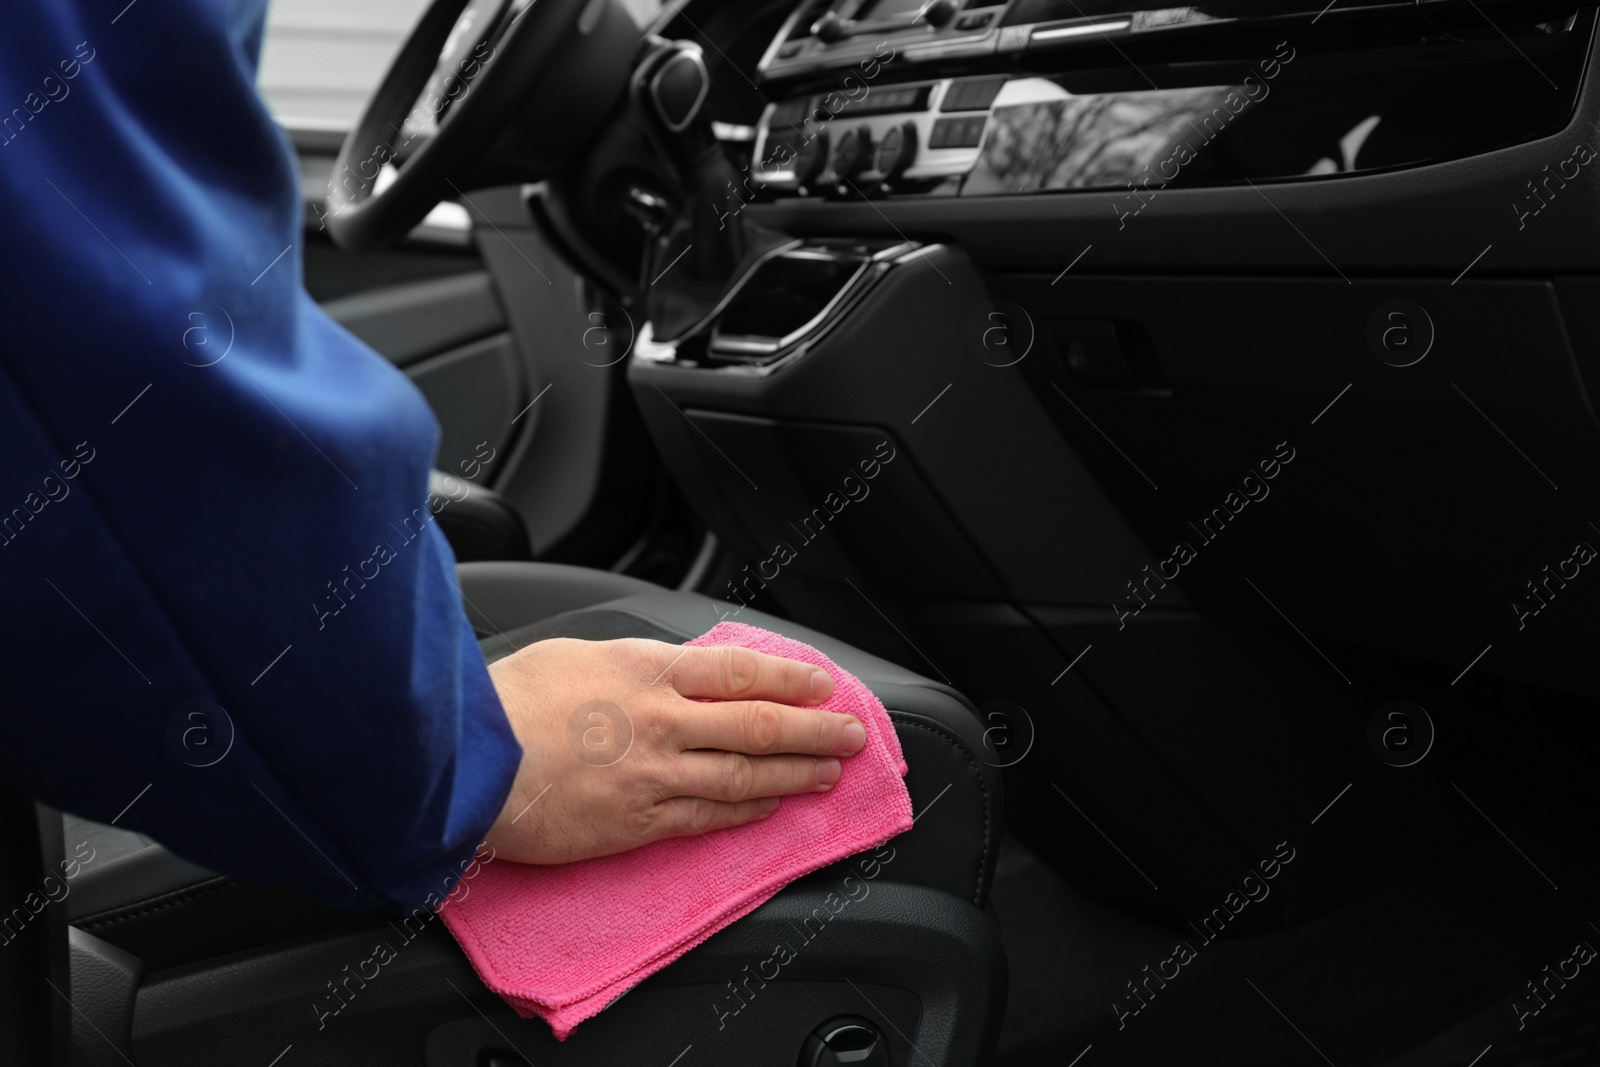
[{"xmin": 439, "ymin": 621, "xmax": 914, "ymax": 1039}]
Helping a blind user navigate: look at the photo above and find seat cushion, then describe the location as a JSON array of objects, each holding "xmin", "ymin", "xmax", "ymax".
[{"xmin": 461, "ymin": 565, "xmax": 1003, "ymax": 907}]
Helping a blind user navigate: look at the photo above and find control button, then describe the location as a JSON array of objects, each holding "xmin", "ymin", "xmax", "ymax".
[
  {"xmin": 929, "ymin": 115, "xmax": 986, "ymax": 149},
  {"xmin": 956, "ymin": 12, "xmax": 992, "ymax": 30},
  {"xmin": 920, "ymin": 0, "xmax": 960, "ymax": 28},
  {"xmin": 793, "ymin": 129, "xmax": 830, "ymax": 186},
  {"xmin": 831, "ymin": 126, "xmax": 874, "ymax": 179},
  {"xmin": 941, "ymin": 75, "xmax": 1007, "ymax": 112},
  {"xmin": 770, "ymin": 97, "xmax": 810, "ymax": 126},
  {"xmin": 811, "ymin": 11, "xmax": 849, "ymax": 42},
  {"xmin": 778, "ymin": 40, "xmax": 802, "ymax": 59},
  {"xmin": 800, "ymin": 1017, "xmax": 890, "ymax": 1067},
  {"xmin": 875, "ymin": 122, "xmax": 918, "ymax": 179}
]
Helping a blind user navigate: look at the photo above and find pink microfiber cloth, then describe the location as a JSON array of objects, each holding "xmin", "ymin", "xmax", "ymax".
[{"xmin": 439, "ymin": 621, "xmax": 913, "ymax": 1039}]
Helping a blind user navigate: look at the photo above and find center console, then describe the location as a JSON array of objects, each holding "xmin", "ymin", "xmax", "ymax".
[{"xmin": 610, "ymin": 0, "xmax": 1600, "ymax": 1025}]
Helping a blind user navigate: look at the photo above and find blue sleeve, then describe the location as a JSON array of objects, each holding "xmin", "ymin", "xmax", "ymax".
[{"xmin": 0, "ymin": 0, "xmax": 522, "ymax": 911}]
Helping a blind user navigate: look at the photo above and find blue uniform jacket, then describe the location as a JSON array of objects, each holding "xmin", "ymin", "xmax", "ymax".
[{"xmin": 0, "ymin": 0, "xmax": 522, "ymax": 913}]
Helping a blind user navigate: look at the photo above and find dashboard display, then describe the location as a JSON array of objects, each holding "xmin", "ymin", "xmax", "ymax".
[{"xmin": 855, "ymin": 85, "xmax": 929, "ymax": 113}]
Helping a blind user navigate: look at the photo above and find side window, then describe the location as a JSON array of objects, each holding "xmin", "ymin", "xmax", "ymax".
[
  {"xmin": 619, "ymin": 0, "xmax": 665, "ymax": 25},
  {"xmin": 259, "ymin": 0, "xmax": 663, "ymax": 129},
  {"xmin": 257, "ymin": 0, "xmax": 428, "ymax": 129}
]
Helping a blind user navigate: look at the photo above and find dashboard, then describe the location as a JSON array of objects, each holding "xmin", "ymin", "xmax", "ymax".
[{"xmin": 743, "ymin": 0, "xmax": 1592, "ymax": 202}]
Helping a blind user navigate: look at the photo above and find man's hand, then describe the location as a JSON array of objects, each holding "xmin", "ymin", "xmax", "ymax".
[{"xmin": 483, "ymin": 638, "xmax": 866, "ymax": 864}]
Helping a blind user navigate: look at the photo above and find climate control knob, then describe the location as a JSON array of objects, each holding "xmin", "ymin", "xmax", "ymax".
[
  {"xmin": 875, "ymin": 121, "xmax": 917, "ymax": 179},
  {"xmin": 921, "ymin": 0, "xmax": 959, "ymax": 28},
  {"xmin": 811, "ymin": 11, "xmax": 848, "ymax": 42},
  {"xmin": 792, "ymin": 128, "xmax": 829, "ymax": 188},
  {"xmin": 831, "ymin": 126, "xmax": 874, "ymax": 181}
]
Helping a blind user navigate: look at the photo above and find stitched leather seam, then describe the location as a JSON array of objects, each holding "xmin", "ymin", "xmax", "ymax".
[
  {"xmin": 888, "ymin": 713, "xmax": 992, "ymax": 906},
  {"xmin": 76, "ymin": 876, "xmax": 236, "ymax": 930}
]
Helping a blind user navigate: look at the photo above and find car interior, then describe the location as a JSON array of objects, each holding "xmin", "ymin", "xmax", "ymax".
[{"xmin": 5, "ymin": 0, "xmax": 1600, "ymax": 1063}]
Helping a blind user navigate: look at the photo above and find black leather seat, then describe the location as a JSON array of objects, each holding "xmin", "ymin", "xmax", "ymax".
[{"xmin": 51, "ymin": 562, "xmax": 1006, "ymax": 1066}]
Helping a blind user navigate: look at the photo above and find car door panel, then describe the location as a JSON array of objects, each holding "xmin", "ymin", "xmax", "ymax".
[{"xmin": 321, "ymin": 272, "xmax": 524, "ymax": 481}]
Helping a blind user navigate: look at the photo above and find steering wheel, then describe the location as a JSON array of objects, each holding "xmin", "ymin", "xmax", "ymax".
[{"xmin": 325, "ymin": 0, "xmax": 639, "ymax": 253}]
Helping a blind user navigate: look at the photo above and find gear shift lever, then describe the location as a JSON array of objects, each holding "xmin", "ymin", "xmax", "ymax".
[{"xmin": 637, "ymin": 41, "xmax": 792, "ymax": 343}]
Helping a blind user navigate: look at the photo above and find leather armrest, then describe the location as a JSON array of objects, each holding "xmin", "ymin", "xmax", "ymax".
[{"xmin": 477, "ymin": 590, "xmax": 1005, "ymax": 906}]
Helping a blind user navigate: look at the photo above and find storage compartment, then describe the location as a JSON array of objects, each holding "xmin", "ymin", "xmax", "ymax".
[
  {"xmin": 712, "ymin": 249, "xmax": 869, "ymax": 357},
  {"xmin": 662, "ymin": 240, "xmax": 914, "ymax": 366}
]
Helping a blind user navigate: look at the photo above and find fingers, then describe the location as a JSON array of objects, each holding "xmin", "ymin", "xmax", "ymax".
[
  {"xmin": 666, "ymin": 751, "xmax": 843, "ymax": 803},
  {"xmin": 651, "ymin": 794, "xmax": 782, "ymax": 839},
  {"xmin": 670, "ymin": 699, "xmax": 866, "ymax": 758},
  {"xmin": 662, "ymin": 644, "xmax": 833, "ymax": 706}
]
